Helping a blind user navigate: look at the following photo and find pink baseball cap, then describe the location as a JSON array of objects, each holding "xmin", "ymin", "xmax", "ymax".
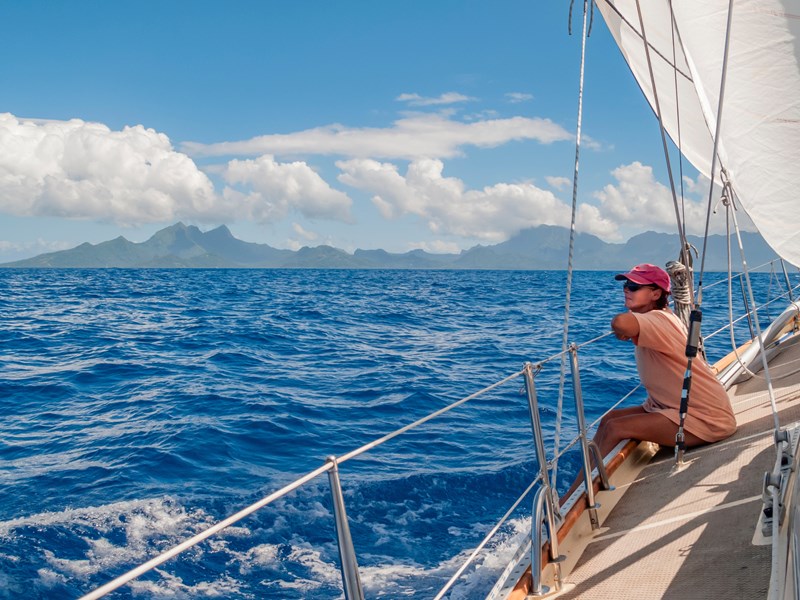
[{"xmin": 614, "ymin": 263, "xmax": 671, "ymax": 293}]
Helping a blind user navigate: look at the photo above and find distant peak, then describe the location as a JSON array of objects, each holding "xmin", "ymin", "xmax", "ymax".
[{"xmin": 207, "ymin": 224, "xmax": 233, "ymax": 237}]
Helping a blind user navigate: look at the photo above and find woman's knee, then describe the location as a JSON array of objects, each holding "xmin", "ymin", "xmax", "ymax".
[
  {"xmin": 602, "ymin": 419, "xmax": 626, "ymax": 442},
  {"xmin": 598, "ymin": 408, "xmax": 625, "ymax": 428}
]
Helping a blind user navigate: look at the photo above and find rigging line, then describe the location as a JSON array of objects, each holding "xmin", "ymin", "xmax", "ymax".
[
  {"xmin": 694, "ymin": 0, "xmax": 735, "ymax": 301},
  {"xmin": 705, "ymin": 289, "xmax": 799, "ymax": 341},
  {"xmin": 766, "ymin": 264, "xmax": 778, "ymax": 321},
  {"xmin": 568, "ymin": 0, "xmax": 594, "ymax": 36},
  {"xmin": 723, "ymin": 200, "xmax": 748, "ymax": 377},
  {"xmin": 724, "ymin": 325, "xmax": 800, "ymax": 385},
  {"xmin": 739, "ymin": 361, "xmax": 800, "ymax": 386},
  {"xmin": 553, "ymin": 0, "xmax": 590, "ymax": 492},
  {"xmin": 660, "ymin": 0, "xmax": 734, "ymax": 464},
  {"xmin": 703, "ymin": 260, "xmax": 798, "ymax": 291},
  {"xmin": 721, "ymin": 191, "xmax": 800, "ymax": 384},
  {"xmin": 668, "ymin": 0, "xmax": 689, "ymax": 252},
  {"xmin": 568, "ymin": 0, "xmax": 574, "ymax": 35},
  {"xmin": 633, "ymin": 0, "xmax": 688, "ymax": 258},
  {"xmin": 595, "ymin": 0, "xmax": 693, "ymax": 82},
  {"xmin": 574, "ymin": 329, "xmax": 615, "ymax": 350},
  {"xmin": 339, "ymin": 369, "xmax": 523, "ymax": 464},
  {"xmin": 720, "ymin": 206, "xmax": 800, "ymax": 384},
  {"xmin": 725, "ymin": 195, "xmax": 737, "ymax": 355},
  {"xmin": 576, "ymin": 387, "xmax": 645, "ymax": 471},
  {"xmin": 532, "ymin": 330, "xmax": 613, "ymax": 370},
  {"xmin": 725, "ymin": 182, "xmax": 781, "ymax": 434}
]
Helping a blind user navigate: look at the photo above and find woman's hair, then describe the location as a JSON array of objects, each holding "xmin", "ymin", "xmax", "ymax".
[{"xmin": 655, "ymin": 287, "xmax": 670, "ymax": 309}]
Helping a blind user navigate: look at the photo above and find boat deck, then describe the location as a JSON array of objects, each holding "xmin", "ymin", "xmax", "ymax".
[{"xmin": 551, "ymin": 340, "xmax": 800, "ymax": 599}]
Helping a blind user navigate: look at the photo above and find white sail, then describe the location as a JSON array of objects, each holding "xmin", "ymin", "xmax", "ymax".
[{"xmin": 596, "ymin": 0, "xmax": 800, "ymax": 267}]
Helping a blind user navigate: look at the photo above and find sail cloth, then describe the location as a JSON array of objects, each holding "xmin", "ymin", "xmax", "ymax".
[{"xmin": 596, "ymin": 0, "xmax": 800, "ymax": 267}]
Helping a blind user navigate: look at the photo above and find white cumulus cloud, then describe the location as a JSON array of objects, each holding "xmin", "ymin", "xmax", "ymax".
[
  {"xmin": 336, "ymin": 157, "xmax": 616, "ymax": 242},
  {"xmin": 222, "ymin": 155, "xmax": 353, "ymax": 223},
  {"xmin": 0, "ymin": 113, "xmax": 216, "ymax": 225},
  {"xmin": 546, "ymin": 176, "xmax": 572, "ymax": 190},
  {"xmin": 592, "ymin": 162, "xmax": 735, "ymax": 238}
]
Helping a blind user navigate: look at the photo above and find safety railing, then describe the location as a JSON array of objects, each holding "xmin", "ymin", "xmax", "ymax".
[
  {"xmin": 79, "ymin": 261, "xmax": 799, "ymax": 600},
  {"xmin": 704, "ymin": 259, "xmax": 799, "ymax": 344},
  {"xmin": 78, "ymin": 350, "xmax": 614, "ymax": 599}
]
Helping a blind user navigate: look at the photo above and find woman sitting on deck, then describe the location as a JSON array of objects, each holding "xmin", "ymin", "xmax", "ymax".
[{"xmin": 593, "ymin": 263, "xmax": 737, "ymax": 457}]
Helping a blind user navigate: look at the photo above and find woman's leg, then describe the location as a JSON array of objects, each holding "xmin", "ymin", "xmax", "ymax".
[
  {"xmin": 593, "ymin": 407, "xmax": 704, "ymax": 456},
  {"xmin": 593, "ymin": 406, "xmax": 650, "ymax": 455},
  {"xmin": 562, "ymin": 407, "xmax": 656, "ymax": 501}
]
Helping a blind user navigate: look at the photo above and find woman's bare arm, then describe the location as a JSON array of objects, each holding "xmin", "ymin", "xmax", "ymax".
[{"xmin": 611, "ymin": 312, "xmax": 639, "ymax": 340}]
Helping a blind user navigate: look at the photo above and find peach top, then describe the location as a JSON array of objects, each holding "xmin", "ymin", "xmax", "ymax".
[{"xmin": 632, "ymin": 309, "xmax": 737, "ymax": 442}]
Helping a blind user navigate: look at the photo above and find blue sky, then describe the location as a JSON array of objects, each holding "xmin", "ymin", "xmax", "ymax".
[{"xmin": 0, "ymin": 0, "xmax": 723, "ymax": 262}]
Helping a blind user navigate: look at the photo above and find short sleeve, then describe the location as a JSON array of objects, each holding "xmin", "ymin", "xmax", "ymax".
[{"xmin": 633, "ymin": 310, "xmax": 686, "ymax": 354}]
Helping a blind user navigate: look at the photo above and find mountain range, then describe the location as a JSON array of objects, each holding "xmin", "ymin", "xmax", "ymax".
[{"xmin": 0, "ymin": 222, "xmax": 784, "ymax": 271}]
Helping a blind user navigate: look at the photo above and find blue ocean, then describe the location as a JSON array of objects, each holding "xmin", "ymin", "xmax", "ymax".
[{"xmin": 0, "ymin": 268, "xmax": 787, "ymax": 598}]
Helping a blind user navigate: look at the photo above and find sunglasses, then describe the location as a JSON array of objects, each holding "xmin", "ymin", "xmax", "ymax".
[{"xmin": 623, "ymin": 281, "xmax": 656, "ymax": 292}]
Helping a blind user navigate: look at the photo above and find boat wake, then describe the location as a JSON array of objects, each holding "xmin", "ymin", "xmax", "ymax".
[{"xmin": 0, "ymin": 489, "xmax": 535, "ymax": 599}]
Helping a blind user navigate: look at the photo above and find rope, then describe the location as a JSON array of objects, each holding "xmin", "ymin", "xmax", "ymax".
[
  {"xmin": 705, "ymin": 285, "xmax": 798, "ymax": 341},
  {"xmin": 693, "ymin": 0, "xmax": 735, "ymax": 302},
  {"xmin": 722, "ymin": 176, "xmax": 781, "ymax": 433},
  {"xmin": 528, "ymin": 330, "xmax": 614, "ymax": 372},
  {"xmin": 636, "ymin": 0, "xmax": 742, "ymax": 466},
  {"xmin": 720, "ymin": 190, "xmax": 800, "ymax": 384},
  {"xmin": 568, "ymin": 0, "xmax": 595, "ymax": 36},
  {"xmin": 633, "ymin": 0, "xmax": 689, "ymax": 255},
  {"xmin": 669, "ymin": 0, "xmax": 688, "ymax": 242},
  {"xmin": 634, "ymin": 0, "xmax": 697, "ymax": 466},
  {"xmin": 666, "ymin": 256, "xmax": 705, "ymax": 361},
  {"xmin": 666, "ymin": 259, "xmax": 694, "ymax": 326},
  {"xmin": 704, "ymin": 259, "xmax": 795, "ymax": 290},
  {"xmin": 552, "ymin": 0, "xmax": 591, "ymax": 493}
]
